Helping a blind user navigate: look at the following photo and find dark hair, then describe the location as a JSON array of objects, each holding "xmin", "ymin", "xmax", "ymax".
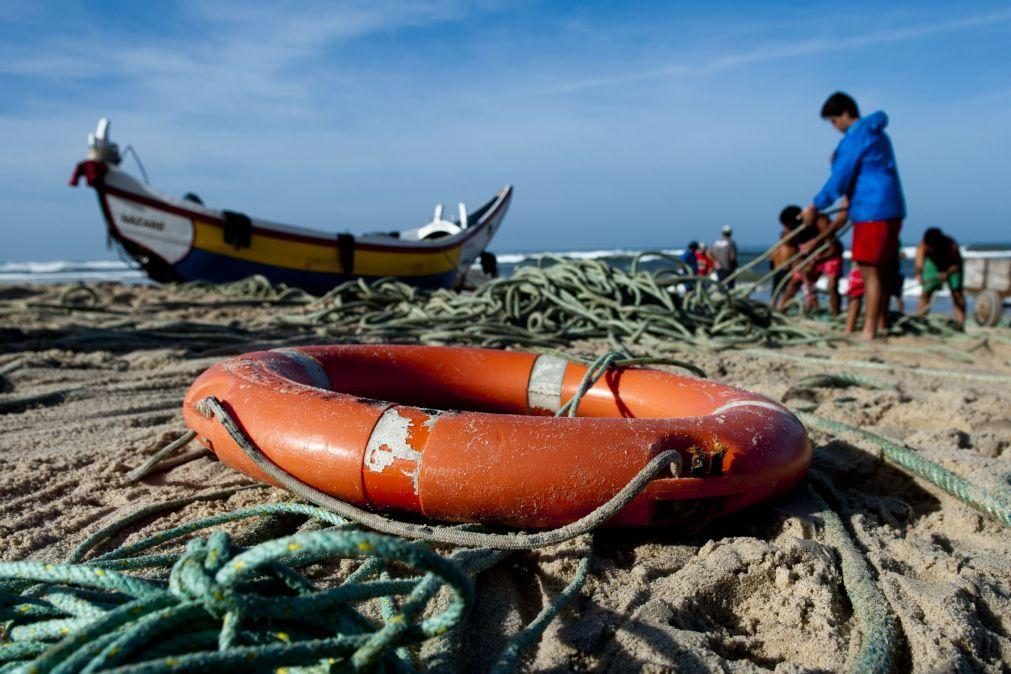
[
  {"xmin": 821, "ymin": 92, "xmax": 859, "ymax": 119},
  {"xmin": 779, "ymin": 205, "xmax": 802, "ymax": 228},
  {"xmin": 923, "ymin": 227, "xmax": 946, "ymax": 249},
  {"xmin": 687, "ymin": 241, "xmax": 699, "ymax": 251}
]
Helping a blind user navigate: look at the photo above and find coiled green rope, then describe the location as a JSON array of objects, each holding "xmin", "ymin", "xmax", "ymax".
[
  {"xmin": 4, "ymin": 254, "xmax": 987, "ymax": 362},
  {"xmin": 276, "ymin": 257, "xmax": 832, "ymax": 351},
  {"xmin": 0, "ymin": 502, "xmax": 480, "ymax": 673}
]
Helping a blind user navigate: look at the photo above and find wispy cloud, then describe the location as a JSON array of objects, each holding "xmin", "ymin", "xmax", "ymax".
[
  {"xmin": 536, "ymin": 7, "xmax": 1011, "ymax": 95},
  {"xmin": 0, "ymin": 1, "xmax": 494, "ymax": 119}
]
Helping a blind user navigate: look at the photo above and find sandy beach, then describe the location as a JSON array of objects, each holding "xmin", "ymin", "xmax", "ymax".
[{"xmin": 1, "ymin": 280, "xmax": 1009, "ymax": 672}]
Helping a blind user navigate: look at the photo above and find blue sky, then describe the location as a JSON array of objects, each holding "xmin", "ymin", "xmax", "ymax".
[{"xmin": 2, "ymin": 1, "xmax": 1009, "ymax": 261}]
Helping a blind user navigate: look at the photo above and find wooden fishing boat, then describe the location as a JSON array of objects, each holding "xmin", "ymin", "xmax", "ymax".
[{"xmin": 70, "ymin": 119, "xmax": 512, "ymax": 293}]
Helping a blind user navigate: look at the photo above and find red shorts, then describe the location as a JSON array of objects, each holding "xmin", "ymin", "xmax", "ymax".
[
  {"xmin": 791, "ymin": 241, "xmax": 819, "ymax": 282},
  {"xmin": 847, "ymin": 267, "xmax": 865, "ymax": 299},
  {"xmin": 818, "ymin": 256, "xmax": 843, "ymax": 277},
  {"xmin": 851, "ymin": 219, "xmax": 902, "ymax": 266},
  {"xmin": 792, "ymin": 267, "xmax": 814, "ymax": 283}
]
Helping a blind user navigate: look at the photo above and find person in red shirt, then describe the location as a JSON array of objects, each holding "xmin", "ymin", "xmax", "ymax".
[{"xmin": 695, "ymin": 242, "xmax": 716, "ymax": 278}]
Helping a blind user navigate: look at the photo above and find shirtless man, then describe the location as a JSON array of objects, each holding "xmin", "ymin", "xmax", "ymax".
[
  {"xmin": 771, "ymin": 206, "xmax": 802, "ymax": 305},
  {"xmin": 775, "ymin": 204, "xmax": 847, "ymax": 314}
]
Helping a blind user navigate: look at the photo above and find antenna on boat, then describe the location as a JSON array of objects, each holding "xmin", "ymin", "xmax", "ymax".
[
  {"xmin": 87, "ymin": 117, "xmax": 150, "ymax": 183},
  {"xmin": 88, "ymin": 118, "xmax": 121, "ymax": 165},
  {"xmin": 458, "ymin": 203, "xmax": 468, "ymax": 229}
]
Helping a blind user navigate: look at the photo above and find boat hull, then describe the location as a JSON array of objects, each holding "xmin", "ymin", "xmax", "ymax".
[
  {"xmin": 72, "ymin": 160, "xmax": 512, "ymax": 293},
  {"xmin": 170, "ymin": 247, "xmax": 456, "ymax": 292}
]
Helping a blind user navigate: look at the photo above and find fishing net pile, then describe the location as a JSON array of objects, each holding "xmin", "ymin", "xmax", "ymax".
[
  {"xmin": 1, "ymin": 254, "xmax": 962, "ymax": 357},
  {"xmin": 279, "ymin": 255, "xmax": 836, "ymax": 351}
]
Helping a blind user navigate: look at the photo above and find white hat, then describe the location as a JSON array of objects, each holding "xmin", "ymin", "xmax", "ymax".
[{"xmin": 721, "ymin": 225, "xmax": 732, "ymax": 235}]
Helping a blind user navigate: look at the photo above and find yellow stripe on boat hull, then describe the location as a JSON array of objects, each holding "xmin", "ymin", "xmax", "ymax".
[{"xmin": 191, "ymin": 220, "xmax": 461, "ymax": 277}]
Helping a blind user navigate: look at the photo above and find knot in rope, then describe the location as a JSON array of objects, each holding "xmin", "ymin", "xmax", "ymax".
[{"xmin": 168, "ymin": 531, "xmax": 235, "ymax": 618}]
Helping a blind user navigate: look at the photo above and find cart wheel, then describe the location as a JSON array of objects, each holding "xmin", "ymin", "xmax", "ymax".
[{"xmin": 973, "ymin": 289, "xmax": 1004, "ymax": 327}]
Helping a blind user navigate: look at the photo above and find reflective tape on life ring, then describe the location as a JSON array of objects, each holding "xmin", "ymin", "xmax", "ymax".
[{"xmin": 527, "ymin": 354, "xmax": 567, "ymax": 413}]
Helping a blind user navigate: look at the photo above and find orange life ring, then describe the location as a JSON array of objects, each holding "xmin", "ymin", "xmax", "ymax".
[{"xmin": 182, "ymin": 345, "xmax": 811, "ymax": 528}]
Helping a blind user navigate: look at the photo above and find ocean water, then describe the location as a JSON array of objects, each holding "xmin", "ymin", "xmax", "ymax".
[
  {"xmin": 3, "ymin": 245, "xmax": 1009, "ymax": 318},
  {"xmin": 0, "ymin": 260, "xmax": 148, "ymax": 284}
]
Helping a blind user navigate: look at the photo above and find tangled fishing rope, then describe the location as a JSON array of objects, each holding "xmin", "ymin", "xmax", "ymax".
[
  {"xmin": 1, "ymin": 253, "xmax": 984, "ymax": 361},
  {"xmin": 270, "ymin": 253, "xmax": 972, "ymax": 348},
  {"xmin": 1, "ymin": 486, "xmax": 599, "ymax": 673},
  {"xmin": 276, "ymin": 255, "xmax": 841, "ymax": 351},
  {"xmin": 0, "ymin": 497, "xmax": 481, "ymax": 673},
  {"xmin": 175, "ymin": 275, "xmax": 315, "ymax": 305}
]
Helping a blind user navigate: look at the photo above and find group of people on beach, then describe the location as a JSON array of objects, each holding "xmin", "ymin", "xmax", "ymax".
[
  {"xmin": 764, "ymin": 91, "xmax": 966, "ymax": 339},
  {"xmin": 681, "ymin": 226, "xmax": 739, "ymax": 287}
]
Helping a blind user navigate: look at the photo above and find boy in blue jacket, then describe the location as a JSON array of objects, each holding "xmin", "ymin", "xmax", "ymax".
[{"xmin": 801, "ymin": 92, "xmax": 906, "ymax": 340}]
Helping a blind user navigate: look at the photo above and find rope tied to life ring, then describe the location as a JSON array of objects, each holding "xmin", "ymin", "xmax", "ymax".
[
  {"xmin": 196, "ymin": 395, "xmax": 683, "ymax": 550},
  {"xmin": 193, "ymin": 350, "xmax": 689, "ymax": 549}
]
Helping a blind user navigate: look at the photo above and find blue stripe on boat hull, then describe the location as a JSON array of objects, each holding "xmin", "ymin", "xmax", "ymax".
[{"xmin": 173, "ymin": 248, "xmax": 458, "ymax": 294}]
